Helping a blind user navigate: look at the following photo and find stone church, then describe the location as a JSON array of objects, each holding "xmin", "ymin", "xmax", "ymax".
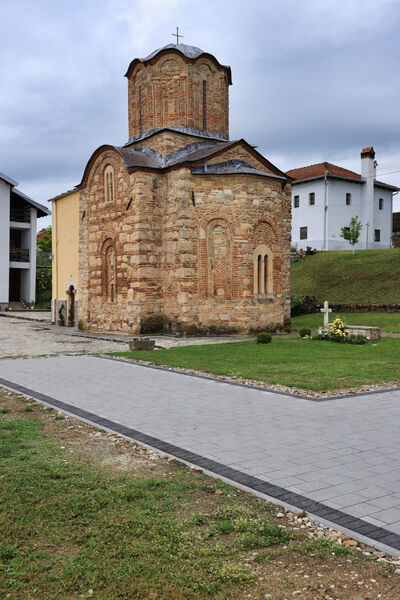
[{"xmin": 75, "ymin": 42, "xmax": 291, "ymax": 334}]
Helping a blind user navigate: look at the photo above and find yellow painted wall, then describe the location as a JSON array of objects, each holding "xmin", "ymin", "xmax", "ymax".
[{"xmin": 52, "ymin": 190, "xmax": 79, "ymax": 309}]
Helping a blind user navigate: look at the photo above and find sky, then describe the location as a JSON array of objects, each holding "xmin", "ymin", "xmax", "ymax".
[{"xmin": 1, "ymin": 0, "xmax": 399, "ymax": 229}]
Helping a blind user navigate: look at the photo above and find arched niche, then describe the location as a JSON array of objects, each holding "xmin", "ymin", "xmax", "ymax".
[{"xmin": 206, "ymin": 219, "xmax": 232, "ymax": 298}]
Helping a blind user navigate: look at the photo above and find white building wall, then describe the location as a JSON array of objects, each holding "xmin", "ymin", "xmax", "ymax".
[
  {"xmin": 371, "ymin": 188, "xmax": 393, "ymax": 249},
  {"xmin": 325, "ymin": 179, "xmax": 364, "ymax": 250},
  {"xmin": 291, "ymin": 180, "xmax": 326, "ymax": 250},
  {"xmin": 291, "ymin": 179, "xmax": 393, "ymax": 250},
  {"xmin": 28, "ymin": 208, "xmax": 37, "ymax": 303},
  {"xmin": 0, "ymin": 179, "xmax": 10, "ymax": 307}
]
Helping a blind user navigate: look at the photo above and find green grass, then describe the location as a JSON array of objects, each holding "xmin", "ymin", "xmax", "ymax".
[
  {"xmin": 1, "ymin": 394, "xmax": 397, "ymax": 598},
  {"xmin": 0, "ymin": 412, "xmax": 291, "ymax": 599},
  {"xmin": 292, "ymin": 312, "xmax": 400, "ymax": 334},
  {"xmin": 112, "ymin": 337, "xmax": 400, "ymax": 391},
  {"xmin": 291, "ymin": 249, "xmax": 400, "ymax": 304}
]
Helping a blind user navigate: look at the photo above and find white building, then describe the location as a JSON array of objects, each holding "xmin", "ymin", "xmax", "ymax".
[
  {"xmin": 0, "ymin": 172, "xmax": 50, "ymax": 309},
  {"xmin": 287, "ymin": 147, "xmax": 399, "ymax": 251}
]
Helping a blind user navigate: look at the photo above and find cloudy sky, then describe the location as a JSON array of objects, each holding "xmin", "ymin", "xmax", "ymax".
[{"xmin": 1, "ymin": 0, "xmax": 399, "ymax": 228}]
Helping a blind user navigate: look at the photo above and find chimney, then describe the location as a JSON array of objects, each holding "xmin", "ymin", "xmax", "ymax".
[
  {"xmin": 360, "ymin": 147, "xmax": 376, "ymax": 249},
  {"xmin": 361, "ymin": 146, "xmax": 376, "ymax": 180}
]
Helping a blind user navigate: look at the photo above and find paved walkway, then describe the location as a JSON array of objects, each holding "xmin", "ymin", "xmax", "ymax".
[
  {"xmin": 0, "ymin": 313, "xmax": 252, "ymax": 357},
  {"xmin": 0, "ymin": 355, "xmax": 399, "ymax": 555}
]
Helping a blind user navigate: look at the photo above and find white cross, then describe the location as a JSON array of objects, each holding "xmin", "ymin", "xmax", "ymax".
[{"xmin": 320, "ymin": 300, "xmax": 332, "ymax": 328}]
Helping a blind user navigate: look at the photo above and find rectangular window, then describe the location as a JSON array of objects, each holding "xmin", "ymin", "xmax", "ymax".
[
  {"xmin": 374, "ymin": 229, "xmax": 381, "ymax": 242},
  {"xmin": 300, "ymin": 226, "xmax": 308, "ymax": 240},
  {"xmin": 294, "ymin": 195, "xmax": 299, "ymax": 208},
  {"xmin": 346, "ymin": 193, "xmax": 351, "ymax": 205},
  {"xmin": 379, "ymin": 198, "xmax": 384, "ymax": 210},
  {"xmin": 309, "ymin": 192, "xmax": 315, "ymax": 205}
]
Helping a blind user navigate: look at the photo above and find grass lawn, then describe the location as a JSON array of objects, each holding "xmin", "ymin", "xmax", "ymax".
[
  {"xmin": 1, "ymin": 391, "xmax": 398, "ymax": 599},
  {"xmin": 292, "ymin": 312, "xmax": 400, "ymax": 334},
  {"xmin": 112, "ymin": 337, "xmax": 400, "ymax": 392},
  {"xmin": 291, "ymin": 249, "xmax": 400, "ymax": 304}
]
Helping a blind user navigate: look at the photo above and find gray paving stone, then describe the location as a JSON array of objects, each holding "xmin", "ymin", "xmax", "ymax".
[
  {"xmin": 0, "ymin": 354, "xmax": 400, "ymax": 544},
  {"xmin": 370, "ymin": 508, "xmax": 400, "ymax": 524},
  {"xmin": 367, "ymin": 495, "xmax": 400, "ymax": 510}
]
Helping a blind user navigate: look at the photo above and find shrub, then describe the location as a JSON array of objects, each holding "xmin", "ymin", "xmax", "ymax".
[
  {"xmin": 299, "ymin": 327, "xmax": 311, "ymax": 338},
  {"xmin": 140, "ymin": 314, "xmax": 165, "ymax": 334},
  {"xmin": 257, "ymin": 332, "xmax": 272, "ymax": 344},
  {"xmin": 348, "ymin": 333, "xmax": 368, "ymax": 345},
  {"xmin": 291, "ymin": 295, "xmax": 317, "ymax": 316}
]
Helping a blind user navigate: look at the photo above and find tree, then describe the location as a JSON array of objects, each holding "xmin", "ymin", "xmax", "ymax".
[
  {"xmin": 340, "ymin": 216, "xmax": 362, "ymax": 255},
  {"xmin": 37, "ymin": 226, "xmax": 52, "ymax": 252}
]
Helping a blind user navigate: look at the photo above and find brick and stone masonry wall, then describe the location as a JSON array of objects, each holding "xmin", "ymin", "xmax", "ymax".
[
  {"xmin": 78, "ymin": 138, "xmax": 291, "ymax": 334},
  {"xmin": 127, "ymin": 53, "xmax": 229, "ymax": 139}
]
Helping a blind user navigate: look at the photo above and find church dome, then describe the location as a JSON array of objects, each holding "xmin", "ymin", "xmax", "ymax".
[
  {"xmin": 125, "ymin": 43, "xmax": 232, "ymax": 141},
  {"xmin": 143, "ymin": 43, "xmax": 206, "ymax": 62}
]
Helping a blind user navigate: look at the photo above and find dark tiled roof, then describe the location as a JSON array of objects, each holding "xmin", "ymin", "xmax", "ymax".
[
  {"xmin": 191, "ymin": 160, "xmax": 286, "ymax": 180},
  {"xmin": 144, "ymin": 43, "xmax": 205, "ymax": 61},
  {"xmin": 125, "ymin": 125, "xmax": 228, "ymax": 146},
  {"xmin": 125, "ymin": 43, "xmax": 232, "ymax": 84},
  {"xmin": 286, "ymin": 162, "xmax": 399, "ymax": 191},
  {"xmin": 79, "ymin": 139, "xmax": 288, "ymax": 188}
]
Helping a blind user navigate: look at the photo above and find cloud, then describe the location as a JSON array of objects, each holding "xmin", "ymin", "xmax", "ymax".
[{"xmin": 0, "ymin": 0, "xmax": 399, "ymax": 209}]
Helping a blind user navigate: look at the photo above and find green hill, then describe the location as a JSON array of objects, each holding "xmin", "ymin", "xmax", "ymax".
[{"xmin": 291, "ymin": 249, "xmax": 400, "ymax": 304}]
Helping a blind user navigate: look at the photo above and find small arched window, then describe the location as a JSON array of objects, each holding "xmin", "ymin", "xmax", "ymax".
[
  {"xmin": 254, "ymin": 245, "xmax": 273, "ymax": 295},
  {"xmin": 104, "ymin": 165, "xmax": 114, "ymax": 204}
]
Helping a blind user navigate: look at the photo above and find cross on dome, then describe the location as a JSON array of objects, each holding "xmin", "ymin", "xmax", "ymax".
[{"xmin": 171, "ymin": 26, "xmax": 183, "ymax": 44}]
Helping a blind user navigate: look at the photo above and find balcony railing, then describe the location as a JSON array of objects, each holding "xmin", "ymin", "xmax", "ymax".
[
  {"xmin": 10, "ymin": 207, "xmax": 31, "ymax": 223},
  {"xmin": 10, "ymin": 248, "xmax": 30, "ymax": 262}
]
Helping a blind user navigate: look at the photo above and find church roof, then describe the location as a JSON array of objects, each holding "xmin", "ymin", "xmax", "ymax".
[
  {"xmin": 191, "ymin": 159, "xmax": 286, "ymax": 180},
  {"xmin": 287, "ymin": 162, "xmax": 399, "ymax": 191},
  {"xmin": 79, "ymin": 139, "xmax": 288, "ymax": 187},
  {"xmin": 144, "ymin": 43, "xmax": 205, "ymax": 61},
  {"xmin": 125, "ymin": 43, "xmax": 232, "ymax": 84}
]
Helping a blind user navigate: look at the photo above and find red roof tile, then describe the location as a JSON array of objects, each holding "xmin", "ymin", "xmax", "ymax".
[
  {"xmin": 286, "ymin": 162, "xmax": 362, "ymax": 182},
  {"xmin": 286, "ymin": 161, "xmax": 399, "ymax": 191}
]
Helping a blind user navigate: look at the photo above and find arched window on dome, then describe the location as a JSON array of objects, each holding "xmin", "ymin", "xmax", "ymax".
[
  {"xmin": 104, "ymin": 165, "xmax": 114, "ymax": 204},
  {"xmin": 254, "ymin": 245, "xmax": 273, "ymax": 295},
  {"xmin": 202, "ymin": 80, "xmax": 207, "ymax": 131}
]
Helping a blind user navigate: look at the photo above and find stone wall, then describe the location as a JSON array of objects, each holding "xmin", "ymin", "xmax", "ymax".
[
  {"xmin": 78, "ymin": 144, "xmax": 291, "ymax": 335},
  {"xmin": 127, "ymin": 53, "xmax": 229, "ymax": 139}
]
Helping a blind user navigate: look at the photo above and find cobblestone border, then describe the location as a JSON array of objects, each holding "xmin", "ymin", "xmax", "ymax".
[
  {"xmin": 101, "ymin": 355, "xmax": 400, "ymax": 402},
  {"xmin": 1, "ymin": 373, "xmax": 399, "ymax": 558}
]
